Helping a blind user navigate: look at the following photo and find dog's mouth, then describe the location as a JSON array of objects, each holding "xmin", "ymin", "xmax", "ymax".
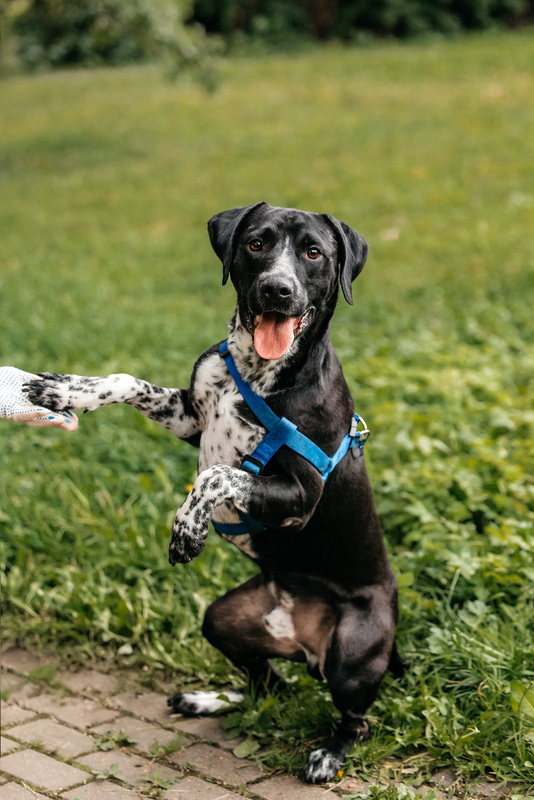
[{"xmin": 251, "ymin": 309, "xmax": 313, "ymax": 360}]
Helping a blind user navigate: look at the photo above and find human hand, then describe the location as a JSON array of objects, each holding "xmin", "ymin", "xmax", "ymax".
[{"xmin": 0, "ymin": 366, "xmax": 78, "ymax": 431}]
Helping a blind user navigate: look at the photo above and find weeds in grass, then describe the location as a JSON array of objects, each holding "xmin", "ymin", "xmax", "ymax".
[
  {"xmin": 93, "ymin": 762, "xmax": 126, "ymax": 782},
  {"xmin": 142, "ymin": 770, "xmax": 181, "ymax": 793},
  {"xmin": 28, "ymin": 739, "xmax": 45, "ymax": 750},
  {"xmin": 95, "ymin": 730, "xmax": 138, "ymax": 751},
  {"xmin": 24, "ymin": 665, "xmax": 57, "ymax": 684},
  {"xmin": 147, "ymin": 733, "xmax": 185, "ymax": 760},
  {"xmin": 342, "ymin": 786, "xmax": 437, "ymax": 800},
  {"xmin": 223, "ymin": 679, "xmax": 338, "ymax": 773}
]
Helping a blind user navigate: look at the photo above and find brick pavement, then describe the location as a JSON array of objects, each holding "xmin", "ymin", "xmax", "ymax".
[{"xmin": 0, "ymin": 647, "xmax": 518, "ymax": 799}]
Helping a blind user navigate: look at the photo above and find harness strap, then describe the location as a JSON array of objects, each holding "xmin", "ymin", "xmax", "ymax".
[
  {"xmin": 213, "ymin": 340, "xmax": 369, "ymax": 536},
  {"xmin": 220, "ymin": 340, "xmax": 278, "ymax": 430},
  {"xmin": 211, "ymin": 514, "xmax": 264, "ymax": 536}
]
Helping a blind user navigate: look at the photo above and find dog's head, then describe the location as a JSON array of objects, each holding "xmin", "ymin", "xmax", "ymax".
[{"xmin": 208, "ymin": 202, "xmax": 368, "ymax": 360}]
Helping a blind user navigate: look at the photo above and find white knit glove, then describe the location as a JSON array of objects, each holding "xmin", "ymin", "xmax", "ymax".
[{"xmin": 0, "ymin": 366, "xmax": 78, "ymax": 431}]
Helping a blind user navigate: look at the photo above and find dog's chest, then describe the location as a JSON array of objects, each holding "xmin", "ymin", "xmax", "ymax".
[
  {"xmin": 192, "ymin": 349, "xmax": 277, "ymax": 558},
  {"xmin": 194, "ymin": 354, "xmax": 265, "ymax": 473},
  {"xmin": 193, "ymin": 346, "xmax": 282, "ymax": 558}
]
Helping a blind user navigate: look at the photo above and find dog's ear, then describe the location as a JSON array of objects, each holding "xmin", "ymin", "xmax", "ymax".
[
  {"xmin": 322, "ymin": 215, "xmax": 369, "ymax": 305},
  {"xmin": 208, "ymin": 202, "xmax": 269, "ymax": 285}
]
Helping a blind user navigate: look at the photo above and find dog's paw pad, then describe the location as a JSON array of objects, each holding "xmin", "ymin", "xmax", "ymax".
[
  {"xmin": 168, "ymin": 690, "xmax": 244, "ymax": 716},
  {"xmin": 168, "ymin": 534, "xmax": 205, "ymax": 565},
  {"xmin": 304, "ymin": 748, "xmax": 342, "ymax": 784},
  {"xmin": 168, "ymin": 518, "xmax": 208, "ymax": 565}
]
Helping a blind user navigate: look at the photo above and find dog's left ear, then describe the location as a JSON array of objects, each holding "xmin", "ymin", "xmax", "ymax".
[
  {"xmin": 322, "ymin": 215, "xmax": 369, "ymax": 305},
  {"xmin": 208, "ymin": 202, "xmax": 269, "ymax": 285}
]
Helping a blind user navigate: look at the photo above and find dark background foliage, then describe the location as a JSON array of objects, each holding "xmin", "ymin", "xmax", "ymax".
[
  {"xmin": 3, "ymin": 0, "xmax": 534, "ymax": 71},
  {"xmin": 193, "ymin": 0, "xmax": 533, "ymax": 42},
  {"xmin": 10, "ymin": 0, "xmax": 155, "ymax": 68}
]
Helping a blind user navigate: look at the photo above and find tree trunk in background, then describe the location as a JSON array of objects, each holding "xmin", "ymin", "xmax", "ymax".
[{"xmin": 301, "ymin": 0, "xmax": 338, "ymax": 40}]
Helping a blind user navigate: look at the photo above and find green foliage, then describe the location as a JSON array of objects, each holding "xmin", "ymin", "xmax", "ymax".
[
  {"xmin": 0, "ymin": 31, "xmax": 533, "ymax": 789},
  {"xmin": 147, "ymin": 733, "xmax": 185, "ymax": 759},
  {"xmin": 95, "ymin": 730, "xmax": 138, "ymax": 750},
  {"xmin": 511, "ymin": 682, "xmax": 534, "ymax": 725},
  {"xmin": 10, "ymin": 0, "xmax": 155, "ymax": 68},
  {"xmin": 142, "ymin": 769, "xmax": 181, "ymax": 790},
  {"xmin": 335, "ymin": 0, "xmax": 531, "ymax": 39},
  {"xmin": 343, "ymin": 786, "xmax": 437, "ymax": 800},
  {"xmin": 222, "ymin": 679, "xmax": 339, "ymax": 772},
  {"xmin": 93, "ymin": 761, "xmax": 126, "ymax": 781},
  {"xmin": 191, "ymin": 0, "xmax": 532, "ymax": 43},
  {"xmin": 24, "ymin": 664, "xmax": 57, "ymax": 683},
  {"xmin": 6, "ymin": 0, "xmax": 222, "ymax": 86},
  {"xmin": 193, "ymin": 0, "xmax": 310, "ymax": 46}
]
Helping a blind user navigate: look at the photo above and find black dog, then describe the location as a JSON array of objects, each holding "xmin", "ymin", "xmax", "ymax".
[{"xmin": 26, "ymin": 202, "xmax": 401, "ymax": 783}]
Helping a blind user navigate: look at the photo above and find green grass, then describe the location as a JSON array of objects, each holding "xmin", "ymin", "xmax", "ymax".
[{"xmin": 1, "ymin": 31, "xmax": 533, "ymax": 792}]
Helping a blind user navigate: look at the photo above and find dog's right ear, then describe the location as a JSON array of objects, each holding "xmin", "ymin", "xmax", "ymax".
[
  {"xmin": 208, "ymin": 202, "xmax": 269, "ymax": 285},
  {"xmin": 322, "ymin": 214, "xmax": 369, "ymax": 305}
]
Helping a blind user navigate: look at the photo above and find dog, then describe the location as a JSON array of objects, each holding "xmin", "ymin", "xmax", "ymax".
[{"xmin": 26, "ymin": 202, "xmax": 401, "ymax": 783}]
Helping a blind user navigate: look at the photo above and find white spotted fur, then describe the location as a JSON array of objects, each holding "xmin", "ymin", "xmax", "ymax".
[
  {"xmin": 304, "ymin": 748, "xmax": 342, "ymax": 783},
  {"xmin": 170, "ymin": 690, "xmax": 245, "ymax": 716}
]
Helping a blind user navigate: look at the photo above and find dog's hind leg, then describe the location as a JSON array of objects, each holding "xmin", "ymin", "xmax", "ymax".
[
  {"xmin": 304, "ymin": 593, "xmax": 396, "ymax": 784},
  {"xmin": 388, "ymin": 640, "xmax": 406, "ymax": 679},
  {"xmin": 168, "ymin": 574, "xmax": 305, "ymax": 716}
]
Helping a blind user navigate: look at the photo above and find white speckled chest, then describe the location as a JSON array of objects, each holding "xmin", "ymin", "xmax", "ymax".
[{"xmin": 191, "ymin": 345, "xmax": 279, "ymax": 556}]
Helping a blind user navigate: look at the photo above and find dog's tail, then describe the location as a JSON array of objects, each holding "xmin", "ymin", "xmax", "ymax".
[{"xmin": 388, "ymin": 640, "xmax": 406, "ymax": 679}]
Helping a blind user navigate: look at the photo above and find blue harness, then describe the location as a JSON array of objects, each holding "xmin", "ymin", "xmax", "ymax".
[{"xmin": 212, "ymin": 340, "xmax": 369, "ymax": 537}]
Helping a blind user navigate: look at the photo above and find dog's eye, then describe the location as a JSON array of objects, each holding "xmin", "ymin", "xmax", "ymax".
[
  {"xmin": 307, "ymin": 247, "xmax": 321, "ymax": 259},
  {"xmin": 249, "ymin": 240, "xmax": 263, "ymax": 251}
]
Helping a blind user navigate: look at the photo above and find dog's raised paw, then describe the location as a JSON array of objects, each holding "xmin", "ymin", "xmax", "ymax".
[
  {"xmin": 168, "ymin": 528, "xmax": 206, "ymax": 565},
  {"xmin": 168, "ymin": 515, "xmax": 209, "ymax": 565},
  {"xmin": 304, "ymin": 748, "xmax": 342, "ymax": 784},
  {"xmin": 167, "ymin": 690, "xmax": 245, "ymax": 716},
  {"xmin": 24, "ymin": 374, "xmax": 73, "ymax": 412}
]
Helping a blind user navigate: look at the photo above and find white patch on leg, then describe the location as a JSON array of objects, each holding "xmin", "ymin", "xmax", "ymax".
[
  {"xmin": 264, "ymin": 590, "xmax": 295, "ymax": 640},
  {"xmin": 264, "ymin": 607, "xmax": 295, "ymax": 639},
  {"xmin": 304, "ymin": 748, "xmax": 342, "ymax": 784},
  {"xmin": 304, "ymin": 651, "xmax": 319, "ymax": 671},
  {"xmin": 170, "ymin": 690, "xmax": 244, "ymax": 716}
]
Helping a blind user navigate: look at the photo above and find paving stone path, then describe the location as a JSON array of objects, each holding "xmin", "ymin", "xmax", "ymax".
[{"xmin": 0, "ymin": 648, "xmax": 515, "ymax": 799}]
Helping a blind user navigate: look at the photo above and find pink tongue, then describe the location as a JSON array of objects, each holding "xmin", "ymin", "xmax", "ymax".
[{"xmin": 254, "ymin": 313, "xmax": 296, "ymax": 360}]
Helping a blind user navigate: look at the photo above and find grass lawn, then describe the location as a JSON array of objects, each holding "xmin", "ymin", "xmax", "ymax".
[{"xmin": 1, "ymin": 30, "xmax": 533, "ymax": 793}]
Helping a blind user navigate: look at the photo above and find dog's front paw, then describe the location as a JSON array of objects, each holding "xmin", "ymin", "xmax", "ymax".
[
  {"xmin": 168, "ymin": 516, "xmax": 207, "ymax": 565},
  {"xmin": 304, "ymin": 748, "xmax": 342, "ymax": 784},
  {"xmin": 24, "ymin": 373, "xmax": 73, "ymax": 413},
  {"xmin": 24, "ymin": 373, "xmax": 109, "ymax": 413}
]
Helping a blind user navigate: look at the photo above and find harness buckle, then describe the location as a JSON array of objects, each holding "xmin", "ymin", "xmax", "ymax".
[
  {"xmin": 350, "ymin": 414, "xmax": 370, "ymax": 458},
  {"xmin": 241, "ymin": 454, "xmax": 265, "ymax": 476}
]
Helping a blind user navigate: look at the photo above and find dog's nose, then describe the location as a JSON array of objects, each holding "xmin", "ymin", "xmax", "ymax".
[{"xmin": 259, "ymin": 276, "xmax": 293, "ymax": 302}]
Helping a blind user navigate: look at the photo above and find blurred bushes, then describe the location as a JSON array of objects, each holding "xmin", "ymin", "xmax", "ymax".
[
  {"xmin": 9, "ymin": 0, "xmax": 154, "ymax": 67},
  {"xmin": 192, "ymin": 0, "xmax": 533, "ymax": 43},
  {"xmin": 2, "ymin": 0, "xmax": 532, "ymax": 74},
  {"xmin": 2, "ymin": 0, "xmax": 221, "ymax": 84}
]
